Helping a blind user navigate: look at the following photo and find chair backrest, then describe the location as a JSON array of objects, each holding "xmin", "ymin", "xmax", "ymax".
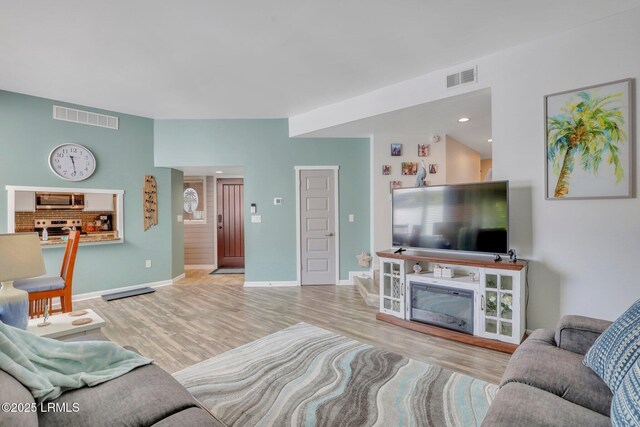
[{"xmin": 60, "ymin": 230, "xmax": 80, "ymax": 288}]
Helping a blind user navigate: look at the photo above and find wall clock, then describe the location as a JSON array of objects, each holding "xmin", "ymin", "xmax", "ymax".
[{"xmin": 48, "ymin": 143, "xmax": 96, "ymax": 181}]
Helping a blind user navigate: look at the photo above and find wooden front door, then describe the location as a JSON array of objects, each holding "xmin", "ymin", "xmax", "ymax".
[{"xmin": 217, "ymin": 179, "xmax": 245, "ymax": 268}]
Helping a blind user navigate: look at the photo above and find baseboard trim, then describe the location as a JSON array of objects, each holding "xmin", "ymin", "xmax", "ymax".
[
  {"xmin": 338, "ymin": 270, "xmax": 373, "ymax": 285},
  {"xmin": 244, "ymin": 281, "xmax": 299, "ymax": 287},
  {"xmin": 172, "ymin": 273, "xmax": 186, "ymax": 282},
  {"xmin": 184, "ymin": 264, "xmax": 215, "ymax": 270},
  {"xmin": 72, "ymin": 278, "xmax": 175, "ymax": 303}
]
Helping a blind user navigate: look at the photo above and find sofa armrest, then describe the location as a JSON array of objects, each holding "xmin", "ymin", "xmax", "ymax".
[{"xmin": 554, "ymin": 315, "xmax": 612, "ymax": 355}]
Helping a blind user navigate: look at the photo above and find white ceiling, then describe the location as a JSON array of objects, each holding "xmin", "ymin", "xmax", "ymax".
[
  {"xmin": 1, "ymin": 1, "xmax": 639, "ymax": 119},
  {"xmin": 179, "ymin": 166, "xmax": 244, "ymax": 177},
  {"xmin": 304, "ymin": 88, "xmax": 493, "ymax": 158}
]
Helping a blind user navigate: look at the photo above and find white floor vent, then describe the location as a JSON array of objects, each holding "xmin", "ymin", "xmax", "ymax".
[
  {"xmin": 53, "ymin": 105, "xmax": 119, "ymax": 130},
  {"xmin": 446, "ymin": 66, "xmax": 477, "ymax": 89}
]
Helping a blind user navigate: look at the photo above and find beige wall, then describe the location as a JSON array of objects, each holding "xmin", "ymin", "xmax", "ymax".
[
  {"xmin": 445, "ymin": 135, "xmax": 481, "ymax": 184},
  {"xmin": 184, "ymin": 176, "xmax": 215, "ymax": 267},
  {"xmin": 372, "ymin": 135, "xmax": 447, "ymax": 261},
  {"xmin": 481, "ymin": 159, "xmax": 493, "ymax": 181}
]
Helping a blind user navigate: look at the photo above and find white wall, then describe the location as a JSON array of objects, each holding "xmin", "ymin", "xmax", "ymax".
[
  {"xmin": 491, "ymin": 9, "xmax": 640, "ymax": 328},
  {"xmin": 293, "ymin": 7, "xmax": 640, "ymax": 329},
  {"xmin": 184, "ymin": 176, "xmax": 215, "ymax": 267},
  {"xmin": 445, "ymin": 135, "xmax": 481, "ymax": 184},
  {"xmin": 372, "ymin": 135, "xmax": 447, "ymax": 261}
]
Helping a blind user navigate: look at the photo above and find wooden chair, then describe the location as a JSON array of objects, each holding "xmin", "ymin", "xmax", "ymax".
[{"xmin": 13, "ymin": 230, "xmax": 80, "ymax": 318}]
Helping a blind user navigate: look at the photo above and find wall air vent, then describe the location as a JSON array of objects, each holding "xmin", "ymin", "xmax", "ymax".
[
  {"xmin": 446, "ymin": 66, "xmax": 478, "ymax": 89},
  {"xmin": 53, "ymin": 105, "xmax": 119, "ymax": 130}
]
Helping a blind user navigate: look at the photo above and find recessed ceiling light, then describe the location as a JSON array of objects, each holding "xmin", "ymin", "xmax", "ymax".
[
  {"xmin": 488, "ymin": 139, "xmax": 493, "ymax": 142},
  {"xmin": 458, "ymin": 117, "xmax": 470, "ymax": 123},
  {"xmin": 215, "ymin": 170, "xmax": 223, "ymax": 174}
]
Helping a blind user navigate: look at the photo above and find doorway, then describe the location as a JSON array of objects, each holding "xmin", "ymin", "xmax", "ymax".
[
  {"xmin": 296, "ymin": 167, "xmax": 339, "ymax": 285},
  {"xmin": 216, "ymin": 178, "xmax": 245, "ymax": 269}
]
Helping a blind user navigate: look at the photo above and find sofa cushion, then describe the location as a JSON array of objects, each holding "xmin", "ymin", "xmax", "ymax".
[
  {"xmin": 0, "ymin": 369, "xmax": 38, "ymax": 427},
  {"xmin": 38, "ymin": 363, "xmax": 200, "ymax": 427},
  {"xmin": 501, "ymin": 328, "xmax": 612, "ymax": 416},
  {"xmin": 482, "ymin": 382, "xmax": 610, "ymax": 427},
  {"xmin": 584, "ymin": 299, "xmax": 640, "ymax": 392},
  {"xmin": 611, "ymin": 359, "xmax": 640, "ymax": 427},
  {"xmin": 151, "ymin": 407, "xmax": 225, "ymax": 426}
]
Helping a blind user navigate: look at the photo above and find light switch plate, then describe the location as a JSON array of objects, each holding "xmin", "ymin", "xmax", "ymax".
[
  {"xmin": 145, "ymin": 260, "xmax": 152, "ymax": 268},
  {"xmin": 251, "ymin": 215, "xmax": 262, "ymax": 223},
  {"xmin": 177, "ymin": 215, "xmax": 183, "ymax": 223},
  {"xmin": 274, "ymin": 197, "xmax": 283, "ymax": 205},
  {"xmin": 348, "ymin": 214, "xmax": 355, "ymax": 222}
]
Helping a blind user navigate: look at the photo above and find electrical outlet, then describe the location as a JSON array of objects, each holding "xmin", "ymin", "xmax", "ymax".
[
  {"xmin": 348, "ymin": 214, "xmax": 355, "ymax": 222},
  {"xmin": 145, "ymin": 260, "xmax": 152, "ymax": 268},
  {"xmin": 177, "ymin": 215, "xmax": 183, "ymax": 223}
]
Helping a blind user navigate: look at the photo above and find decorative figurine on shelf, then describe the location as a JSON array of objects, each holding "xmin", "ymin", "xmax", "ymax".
[
  {"xmin": 38, "ymin": 300, "xmax": 51, "ymax": 327},
  {"xmin": 356, "ymin": 251, "xmax": 372, "ymax": 268},
  {"xmin": 415, "ymin": 160, "xmax": 427, "ymax": 187},
  {"xmin": 413, "ymin": 263, "xmax": 422, "ymax": 274}
]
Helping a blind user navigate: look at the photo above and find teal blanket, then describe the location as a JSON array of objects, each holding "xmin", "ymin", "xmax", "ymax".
[{"xmin": 0, "ymin": 321, "xmax": 152, "ymax": 403}]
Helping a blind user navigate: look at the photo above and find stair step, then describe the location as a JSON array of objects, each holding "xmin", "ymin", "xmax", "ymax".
[{"xmin": 354, "ymin": 275, "xmax": 378, "ymax": 307}]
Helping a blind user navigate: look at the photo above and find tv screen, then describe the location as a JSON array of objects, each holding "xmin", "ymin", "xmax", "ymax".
[{"xmin": 392, "ymin": 181, "xmax": 509, "ymax": 254}]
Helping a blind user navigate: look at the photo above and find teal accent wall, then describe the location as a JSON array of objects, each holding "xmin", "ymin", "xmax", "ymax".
[
  {"xmin": 171, "ymin": 168, "xmax": 185, "ymax": 279},
  {"xmin": 154, "ymin": 119, "xmax": 370, "ymax": 282},
  {"xmin": 0, "ymin": 91, "xmax": 183, "ymax": 294}
]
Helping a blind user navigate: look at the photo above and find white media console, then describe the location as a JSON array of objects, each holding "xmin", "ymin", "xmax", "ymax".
[{"xmin": 378, "ymin": 249, "xmax": 527, "ymax": 346}]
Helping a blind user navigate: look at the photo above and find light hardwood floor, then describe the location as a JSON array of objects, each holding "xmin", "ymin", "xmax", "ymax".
[{"xmin": 76, "ymin": 270, "xmax": 510, "ymax": 383}]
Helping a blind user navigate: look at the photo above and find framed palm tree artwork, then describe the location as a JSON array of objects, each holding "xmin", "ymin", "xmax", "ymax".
[{"xmin": 545, "ymin": 78, "xmax": 634, "ymax": 200}]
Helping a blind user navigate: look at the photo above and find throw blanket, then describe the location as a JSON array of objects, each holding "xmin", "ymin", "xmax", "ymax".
[{"xmin": 0, "ymin": 321, "xmax": 152, "ymax": 403}]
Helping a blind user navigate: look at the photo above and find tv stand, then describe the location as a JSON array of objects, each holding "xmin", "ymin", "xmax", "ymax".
[{"xmin": 376, "ymin": 249, "xmax": 527, "ymax": 351}]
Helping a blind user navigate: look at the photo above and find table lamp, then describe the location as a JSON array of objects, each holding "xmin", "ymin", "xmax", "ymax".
[{"xmin": 0, "ymin": 233, "xmax": 46, "ymax": 329}]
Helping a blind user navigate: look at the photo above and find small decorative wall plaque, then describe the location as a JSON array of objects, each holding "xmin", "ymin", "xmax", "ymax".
[{"xmin": 144, "ymin": 175, "xmax": 158, "ymax": 231}]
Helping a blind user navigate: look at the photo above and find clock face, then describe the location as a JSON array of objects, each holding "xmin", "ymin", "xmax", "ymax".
[{"xmin": 48, "ymin": 144, "xmax": 96, "ymax": 181}]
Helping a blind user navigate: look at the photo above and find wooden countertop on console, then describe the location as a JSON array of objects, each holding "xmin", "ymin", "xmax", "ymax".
[{"xmin": 376, "ymin": 249, "xmax": 527, "ymax": 271}]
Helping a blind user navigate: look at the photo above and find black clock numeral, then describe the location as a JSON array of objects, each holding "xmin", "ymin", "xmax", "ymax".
[{"xmin": 57, "ymin": 165, "xmax": 62, "ymax": 169}]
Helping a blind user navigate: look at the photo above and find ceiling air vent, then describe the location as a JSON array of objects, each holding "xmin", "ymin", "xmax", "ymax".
[
  {"xmin": 53, "ymin": 105, "xmax": 119, "ymax": 130},
  {"xmin": 446, "ymin": 66, "xmax": 478, "ymax": 89}
]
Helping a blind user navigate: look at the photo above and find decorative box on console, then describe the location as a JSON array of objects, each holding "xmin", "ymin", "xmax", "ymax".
[
  {"xmin": 433, "ymin": 265, "xmax": 443, "ymax": 277},
  {"xmin": 441, "ymin": 267, "xmax": 454, "ymax": 278}
]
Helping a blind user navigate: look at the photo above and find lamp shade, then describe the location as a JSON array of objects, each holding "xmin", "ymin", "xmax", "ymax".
[{"xmin": 0, "ymin": 233, "xmax": 46, "ymax": 282}]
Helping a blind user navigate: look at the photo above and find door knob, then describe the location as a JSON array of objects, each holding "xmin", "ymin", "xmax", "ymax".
[{"xmin": 325, "ymin": 232, "xmax": 334, "ymax": 237}]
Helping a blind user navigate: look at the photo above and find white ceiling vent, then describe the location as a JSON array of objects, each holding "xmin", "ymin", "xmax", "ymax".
[
  {"xmin": 446, "ymin": 66, "xmax": 478, "ymax": 89},
  {"xmin": 53, "ymin": 105, "xmax": 119, "ymax": 130}
]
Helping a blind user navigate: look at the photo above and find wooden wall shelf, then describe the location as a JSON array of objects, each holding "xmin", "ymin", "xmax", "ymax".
[
  {"xmin": 376, "ymin": 249, "xmax": 527, "ymax": 271},
  {"xmin": 376, "ymin": 313, "xmax": 519, "ymax": 354}
]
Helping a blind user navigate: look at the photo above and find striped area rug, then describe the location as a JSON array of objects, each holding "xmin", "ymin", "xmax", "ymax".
[{"xmin": 173, "ymin": 323, "xmax": 498, "ymax": 427}]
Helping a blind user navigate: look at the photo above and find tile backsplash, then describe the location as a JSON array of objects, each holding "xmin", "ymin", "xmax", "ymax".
[{"xmin": 15, "ymin": 210, "xmax": 116, "ymax": 232}]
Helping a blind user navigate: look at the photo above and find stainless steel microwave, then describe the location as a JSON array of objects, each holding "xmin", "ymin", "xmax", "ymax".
[{"xmin": 35, "ymin": 193, "xmax": 85, "ymax": 210}]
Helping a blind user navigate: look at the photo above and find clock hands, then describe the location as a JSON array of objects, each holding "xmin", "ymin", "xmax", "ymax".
[{"xmin": 69, "ymin": 155, "xmax": 77, "ymax": 172}]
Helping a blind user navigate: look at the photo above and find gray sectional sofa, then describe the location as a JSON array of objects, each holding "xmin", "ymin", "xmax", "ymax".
[
  {"xmin": 483, "ymin": 315, "xmax": 615, "ymax": 426},
  {"xmin": 0, "ymin": 334, "xmax": 223, "ymax": 427}
]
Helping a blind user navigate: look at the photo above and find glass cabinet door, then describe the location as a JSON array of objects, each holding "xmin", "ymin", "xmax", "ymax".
[
  {"xmin": 380, "ymin": 260, "xmax": 405, "ymax": 319},
  {"xmin": 482, "ymin": 271, "xmax": 516, "ymax": 341}
]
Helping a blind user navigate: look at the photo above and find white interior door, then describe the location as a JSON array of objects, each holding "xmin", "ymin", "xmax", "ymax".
[{"xmin": 300, "ymin": 169, "xmax": 336, "ymax": 285}]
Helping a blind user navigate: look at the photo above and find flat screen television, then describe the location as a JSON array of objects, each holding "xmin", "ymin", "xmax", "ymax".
[{"xmin": 392, "ymin": 181, "xmax": 509, "ymax": 254}]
